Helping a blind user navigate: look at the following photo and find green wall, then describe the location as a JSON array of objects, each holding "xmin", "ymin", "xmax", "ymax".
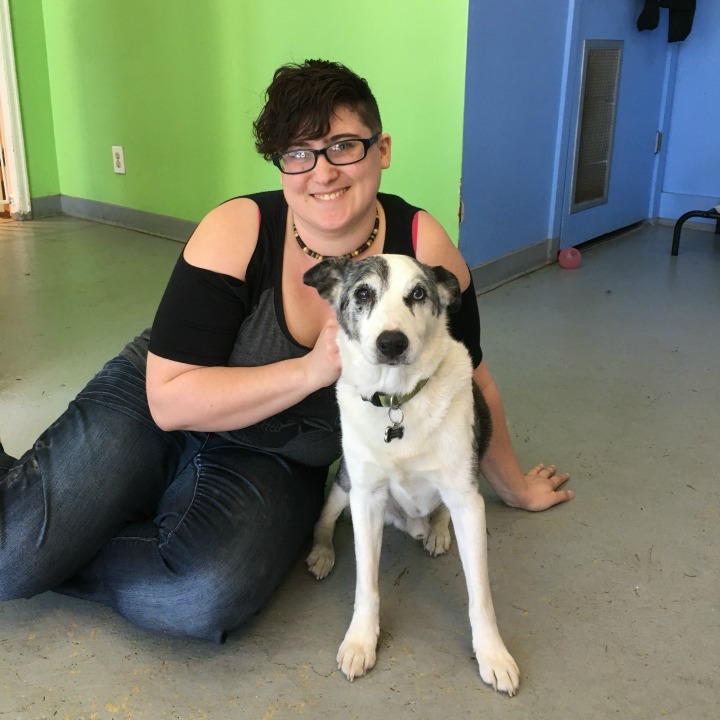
[
  {"xmin": 12, "ymin": 0, "xmax": 468, "ymax": 241},
  {"xmin": 9, "ymin": 0, "xmax": 58, "ymax": 198}
]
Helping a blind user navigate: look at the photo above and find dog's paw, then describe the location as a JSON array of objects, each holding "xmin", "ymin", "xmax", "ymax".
[
  {"xmin": 306, "ymin": 544, "xmax": 335, "ymax": 580},
  {"xmin": 337, "ymin": 636, "xmax": 377, "ymax": 682},
  {"xmin": 424, "ymin": 524, "xmax": 451, "ymax": 556},
  {"xmin": 475, "ymin": 644, "xmax": 520, "ymax": 697},
  {"xmin": 424, "ymin": 506, "xmax": 451, "ymax": 556},
  {"xmin": 337, "ymin": 621, "xmax": 379, "ymax": 681}
]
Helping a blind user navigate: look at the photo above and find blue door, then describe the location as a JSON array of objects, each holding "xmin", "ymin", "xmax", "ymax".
[
  {"xmin": 559, "ymin": 0, "xmax": 671, "ymax": 248},
  {"xmin": 460, "ymin": 1, "xmax": 673, "ymax": 268}
]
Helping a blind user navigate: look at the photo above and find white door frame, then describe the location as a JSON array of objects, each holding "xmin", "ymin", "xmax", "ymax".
[{"xmin": 0, "ymin": 0, "xmax": 31, "ymax": 218}]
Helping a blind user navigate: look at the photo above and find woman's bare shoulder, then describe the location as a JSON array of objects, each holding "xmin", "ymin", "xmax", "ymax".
[
  {"xmin": 414, "ymin": 211, "xmax": 470, "ymax": 289},
  {"xmin": 183, "ymin": 197, "xmax": 261, "ymax": 280}
]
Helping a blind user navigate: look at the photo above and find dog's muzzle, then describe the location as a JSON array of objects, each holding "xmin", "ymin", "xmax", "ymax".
[{"xmin": 376, "ymin": 330, "xmax": 408, "ymax": 363}]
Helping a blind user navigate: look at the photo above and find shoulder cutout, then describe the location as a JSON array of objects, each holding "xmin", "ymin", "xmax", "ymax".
[
  {"xmin": 183, "ymin": 197, "xmax": 261, "ymax": 281},
  {"xmin": 414, "ymin": 211, "xmax": 470, "ymax": 290}
]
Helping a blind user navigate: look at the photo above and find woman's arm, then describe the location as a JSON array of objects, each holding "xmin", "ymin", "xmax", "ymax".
[
  {"xmin": 473, "ymin": 361, "xmax": 573, "ymax": 510},
  {"xmin": 146, "ymin": 322, "xmax": 339, "ymax": 432},
  {"xmin": 145, "ymin": 198, "xmax": 341, "ymax": 432}
]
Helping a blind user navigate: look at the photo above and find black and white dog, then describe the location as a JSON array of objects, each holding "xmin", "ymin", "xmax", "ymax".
[{"xmin": 303, "ymin": 254, "xmax": 519, "ymax": 695}]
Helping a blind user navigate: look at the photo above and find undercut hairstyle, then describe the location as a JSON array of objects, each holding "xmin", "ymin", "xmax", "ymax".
[{"xmin": 253, "ymin": 59, "xmax": 382, "ymax": 160}]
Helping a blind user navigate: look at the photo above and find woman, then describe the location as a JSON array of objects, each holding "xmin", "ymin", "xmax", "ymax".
[{"xmin": 0, "ymin": 60, "xmax": 572, "ymax": 642}]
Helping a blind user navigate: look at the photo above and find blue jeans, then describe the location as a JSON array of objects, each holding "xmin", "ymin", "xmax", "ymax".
[{"xmin": 0, "ymin": 357, "xmax": 327, "ymax": 641}]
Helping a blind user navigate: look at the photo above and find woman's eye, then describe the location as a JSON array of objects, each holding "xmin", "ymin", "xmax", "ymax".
[
  {"xmin": 412, "ymin": 286, "xmax": 425, "ymax": 301},
  {"xmin": 287, "ymin": 150, "xmax": 309, "ymax": 160}
]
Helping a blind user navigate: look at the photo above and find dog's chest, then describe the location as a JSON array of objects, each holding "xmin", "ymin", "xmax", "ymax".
[
  {"xmin": 339, "ymin": 381, "xmax": 473, "ymax": 457},
  {"xmin": 387, "ymin": 472, "xmax": 443, "ymax": 518},
  {"xmin": 344, "ymin": 447, "xmax": 448, "ymax": 517}
]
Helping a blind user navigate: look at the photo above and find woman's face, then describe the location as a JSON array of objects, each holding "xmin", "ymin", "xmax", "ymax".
[{"xmin": 280, "ymin": 106, "xmax": 391, "ymax": 236}]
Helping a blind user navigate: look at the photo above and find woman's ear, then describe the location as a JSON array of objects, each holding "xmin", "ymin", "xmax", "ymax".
[{"xmin": 378, "ymin": 133, "xmax": 392, "ymax": 169}]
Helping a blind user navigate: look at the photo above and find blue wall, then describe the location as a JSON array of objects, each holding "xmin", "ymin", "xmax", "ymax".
[
  {"xmin": 460, "ymin": 1, "xmax": 569, "ymax": 268},
  {"xmin": 660, "ymin": 2, "xmax": 720, "ymax": 220},
  {"xmin": 461, "ymin": 0, "xmax": 719, "ymax": 270}
]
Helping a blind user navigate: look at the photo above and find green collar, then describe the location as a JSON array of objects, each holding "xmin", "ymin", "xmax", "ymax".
[{"xmin": 363, "ymin": 378, "xmax": 429, "ymax": 409}]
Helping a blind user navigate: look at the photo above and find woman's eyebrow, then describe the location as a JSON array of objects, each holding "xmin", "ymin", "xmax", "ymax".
[{"xmin": 288, "ymin": 132, "xmax": 361, "ymax": 149}]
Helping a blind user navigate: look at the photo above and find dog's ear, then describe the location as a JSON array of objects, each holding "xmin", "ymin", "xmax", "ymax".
[
  {"xmin": 431, "ymin": 265, "xmax": 462, "ymax": 313},
  {"xmin": 303, "ymin": 258, "xmax": 352, "ymax": 305}
]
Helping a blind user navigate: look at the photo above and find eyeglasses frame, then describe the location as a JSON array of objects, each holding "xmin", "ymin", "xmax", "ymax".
[{"xmin": 272, "ymin": 134, "xmax": 381, "ymax": 175}]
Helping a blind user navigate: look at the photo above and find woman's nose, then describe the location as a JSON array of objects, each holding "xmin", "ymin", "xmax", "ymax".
[{"xmin": 312, "ymin": 153, "xmax": 340, "ymax": 181}]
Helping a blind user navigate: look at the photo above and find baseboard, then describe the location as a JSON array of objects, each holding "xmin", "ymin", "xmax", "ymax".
[
  {"xmin": 58, "ymin": 196, "xmax": 197, "ymax": 242},
  {"xmin": 28, "ymin": 194, "xmax": 62, "ymax": 218},
  {"xmin": 471, "ymin": 237, "xmax": 558, "ymax": 295},
  {"xmin": 659, "ymin": 192, "xmax": 720, "ymax": 223},
  {"xmin": 29, "ymin": 194, "xmax": 197, "ymax": 242},
  {"xmin": 655, "ymin": 216, "xmax": 719, "ymax": 232}
]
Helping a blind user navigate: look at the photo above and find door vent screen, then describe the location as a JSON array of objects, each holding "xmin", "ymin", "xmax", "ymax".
[{"xmin": 570, "ymin": 41, "xmax": 623, "ymax": 213}]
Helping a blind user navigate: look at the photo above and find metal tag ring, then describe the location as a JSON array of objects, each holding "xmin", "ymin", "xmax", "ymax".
[{"xmin": 388, "ymin": 406, "xmax": 404, "ymax": 426}]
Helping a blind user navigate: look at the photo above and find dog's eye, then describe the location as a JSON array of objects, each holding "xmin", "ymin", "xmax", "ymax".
[
  {"xmin": 411, "ymin": 285, "xmax": 425, "ymax": 301},
  {"xmin": 354, "ymin": 286, "xmax": 370, "ymax": 303}
]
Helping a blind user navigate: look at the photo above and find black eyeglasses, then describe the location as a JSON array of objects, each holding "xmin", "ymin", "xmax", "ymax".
[{"xmin": 272, "ymin": 134, "xmax": 380, "ymax": 175}]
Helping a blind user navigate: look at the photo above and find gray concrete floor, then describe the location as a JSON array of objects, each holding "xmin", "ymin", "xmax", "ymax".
[{"xmin": 0, "ymin": 216, "xmax": 718, "ymax": 719}]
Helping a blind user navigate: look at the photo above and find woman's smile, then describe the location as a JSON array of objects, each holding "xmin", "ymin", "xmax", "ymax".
[{"xmin": 311, "ymin": 187, "xmax": 349, "ymax": 202}]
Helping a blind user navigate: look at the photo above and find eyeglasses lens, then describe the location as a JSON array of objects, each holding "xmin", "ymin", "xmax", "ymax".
[
  {"xmin": 327, "ymin": 141, "xmax": 365, "ymax": 165},
  {"xmin": 279, "ymin": 140, "xmax": 367, "ymax": 174}
]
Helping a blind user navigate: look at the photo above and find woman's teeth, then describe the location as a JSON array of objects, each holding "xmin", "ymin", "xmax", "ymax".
[{"xmin": 313, "ymin": 189, "xmax": 347, "ymax": 201}]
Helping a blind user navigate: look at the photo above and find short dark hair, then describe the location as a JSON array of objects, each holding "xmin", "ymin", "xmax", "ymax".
[{"xmin": 253, "ymin": 59, "xmax": 382, "ymax": 160}]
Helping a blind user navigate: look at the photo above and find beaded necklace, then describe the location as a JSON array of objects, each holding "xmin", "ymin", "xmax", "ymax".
[{"xmin": 293, "ymin": 208, "xmax": 379, "ymax": 261}]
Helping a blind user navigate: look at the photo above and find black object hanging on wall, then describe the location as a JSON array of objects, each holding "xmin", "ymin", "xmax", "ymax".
[{"xmin": 637, "ymin": 0, "xmax": 697, "ymax": 42}]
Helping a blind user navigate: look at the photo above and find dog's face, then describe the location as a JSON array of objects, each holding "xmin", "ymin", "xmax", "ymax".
[{"xmin": 304, "ymin": 254, "xmax": 461, "ymax": 366}]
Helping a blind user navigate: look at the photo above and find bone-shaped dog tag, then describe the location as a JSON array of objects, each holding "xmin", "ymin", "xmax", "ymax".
[{"xmin": 384, "ymin": 424, "xmax": 404, "ymax": 442}]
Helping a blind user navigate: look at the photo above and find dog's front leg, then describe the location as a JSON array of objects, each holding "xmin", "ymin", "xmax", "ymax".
[
  {"xmin": 444, "ymin": 488, "xmax": 520, "ymax": 696},
  {"xmin": 337, "ymin": 485, "xmax": 386, "ymax": 681}
]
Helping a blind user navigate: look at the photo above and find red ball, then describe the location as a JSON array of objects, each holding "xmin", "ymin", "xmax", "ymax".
[{"xmin": 558, "ymin": 247, "xmax": 582, "ymax": 269}]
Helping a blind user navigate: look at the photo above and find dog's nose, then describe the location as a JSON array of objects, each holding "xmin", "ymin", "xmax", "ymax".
[{"xmin": 376, "ymin": 330, "xmax": 409, "ymax": 359}]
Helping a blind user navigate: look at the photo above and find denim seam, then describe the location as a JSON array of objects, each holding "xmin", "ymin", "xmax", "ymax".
[
  {"xmin": 157, "ymin": 433, "xmax": 209, "ymax": 550},
  {"xmin": 76, "ymin": 397, "xmax": 169, "ymax": 441},
  {"xmin": 100, "ymin": 433, "xmax": 208, "ymax": 548},
  {"xmin": 104, "ymin": 535, "xmax": 156, "ymax": 545}
]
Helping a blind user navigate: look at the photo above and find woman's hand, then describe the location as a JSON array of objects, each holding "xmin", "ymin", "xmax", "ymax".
[
  {"xmin": 505, "ymin": 464, "xmax": 574, "ymax": 512},
  {"xmin": 303, "ymin": 319, "xmax": 341, "ymax": 390},
  {"xmin": 472, "ymin": 361, "xmax": 574, "ymax": 512}
]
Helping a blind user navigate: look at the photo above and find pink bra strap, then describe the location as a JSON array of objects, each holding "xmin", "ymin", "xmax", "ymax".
[{"xmin": 412, "ymin": 211, "xmax": 419, "ymax": 255}]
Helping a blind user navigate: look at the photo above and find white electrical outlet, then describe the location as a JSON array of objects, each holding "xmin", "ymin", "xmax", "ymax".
[{"xmin": 112, "ymin": 145, "xmax": 126, "ymax": 174}]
